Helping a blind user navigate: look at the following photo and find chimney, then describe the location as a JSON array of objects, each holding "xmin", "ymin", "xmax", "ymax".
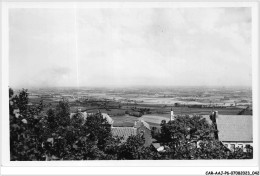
[
  {"xmin": 170, "ymin": 107, "xmax": 175, "ymax": 121},
  {"xmin": 210, "ymin": 111, "xmax": 218, "ymax": 123},
  {"xmin": 214, "ymin": 111, "xmax": 218, "ymax": 118},
  {"xmin": 210, "ymin": 111, "xmax": 219, "ymax": 140}
]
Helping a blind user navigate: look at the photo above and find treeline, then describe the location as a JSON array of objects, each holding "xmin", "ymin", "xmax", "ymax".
[
  {"xmin": 9, "ymin": 88, "xmax": 253, "ymax": 160},
  {"xmin": 9, "ymin": 88, "xmax": 158, "ymax": 160}
]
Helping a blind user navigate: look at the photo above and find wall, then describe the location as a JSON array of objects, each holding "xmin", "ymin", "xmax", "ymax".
[
  {"xmin": 222, "ymin": 141, "xmax": 253, "ymax": 152},
  {"xmin": 137, "ymin": 126, "xmax": 152, "ymax": 147}
]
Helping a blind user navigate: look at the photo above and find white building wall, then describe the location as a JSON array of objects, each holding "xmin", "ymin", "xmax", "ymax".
[
  {"xmin": 170, "ymin": 110, "xmax": 174, "ymax": 121},
  {"xmin": 222, "ymin": 142, "xmax": 253, "ymax": 152}
]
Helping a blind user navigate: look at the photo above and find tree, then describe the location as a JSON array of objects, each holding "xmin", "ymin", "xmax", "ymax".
[
  {"xmin": 55, "ymin": 100, "xmax": 71, "ymax": 127},
  {"xmin": 117, "ymin": 135, "xmax": 158, "ymax": 160},
  {"xmin": 46, "ymin": 109, "xmax": 56, "ymax": 129},
  {"xmin": 43, "ymin": 107, "xmax": 122, "ymax": 160},
  {"xmin": 194, "ymin": 139, "xmax": 230, "ymax": 159},
  {"xmin": 10, "ymin": 88, "xmax": 45, "ymax": 161},
  {"xmin": 9, "ymin": 88, "xmax": 120, "ymax": 161},
  {"xmin": 159, "ymin": 115, "xmax": 225, "ymax": 159},
  {"xmin": 158, "ymin": 115, "xmax": 253, "ymax": 159},
  {"xmin": 84, "ymin": 112, "xmax": 112, "ymax": 149},
  {"xmin": 117, "ymin": 135, "xmax": 144, "ymax": 159}
]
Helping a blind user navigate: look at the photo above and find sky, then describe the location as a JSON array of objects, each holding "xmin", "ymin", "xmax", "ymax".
[{"xmin": 9, "ymin": 7, "xmax": 252, "ymax": 88}]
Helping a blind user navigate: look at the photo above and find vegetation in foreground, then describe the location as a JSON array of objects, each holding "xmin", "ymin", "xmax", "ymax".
[{"xmin": 9, "ymin": 88, "xmax": 253, "ymax": 160}]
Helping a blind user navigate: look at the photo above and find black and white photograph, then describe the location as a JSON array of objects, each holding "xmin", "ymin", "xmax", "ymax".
[{"xmin": 1, "ymin": 1, "xmax": 259, "ymax": 175}]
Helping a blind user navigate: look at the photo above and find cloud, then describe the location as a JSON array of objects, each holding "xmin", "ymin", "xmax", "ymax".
[
  {"xmin": 26, "ymin": 67, "xmax": 73, "ymax": 87},
  {"xmin": 9, "ymin": 7, "xmax": 252, "ymax": 88}
]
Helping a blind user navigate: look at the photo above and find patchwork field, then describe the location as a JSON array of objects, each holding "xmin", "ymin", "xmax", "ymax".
[
  {"xmin": 139, "ymin": 115, "xmax": 170, "ymax": 124},
  {"xmin": 26, "ymin": 86, "xmax": 252, "ymax": 129}
]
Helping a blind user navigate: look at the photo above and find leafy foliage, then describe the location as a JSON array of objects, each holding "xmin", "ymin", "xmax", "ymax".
[
  {"xmin": 9, "ymin": 88, "xmax": 253, "ymax": 160},
  {"xmin": 117, "ymin": 135, "xmax": 159, "ymax": 160},
  {"xmin": 159, "ymin": 115, "xmax": 253, "ymax": 159},
  {"xmin": 10, "ymin": 88, "xmax": 45, "ymax": 160},
  {"xmin": 9, "ymin": 88, "xmax": 129, "ymax": 160}
]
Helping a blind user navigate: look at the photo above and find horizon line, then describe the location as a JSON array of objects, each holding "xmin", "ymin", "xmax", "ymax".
[{"xmin": 9, "ymin": 85, "xmax": 253, "ymax": 90}]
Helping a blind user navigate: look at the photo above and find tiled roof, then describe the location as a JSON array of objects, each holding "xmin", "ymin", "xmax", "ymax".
[
  {"xmin": 216, "ymin": 115, "xmax": 252, "ymax": 142},
  {"xmin": 152, "ymin": 143, "xmax": 161, "ymax": 149},
  {"xmin": 111, "ymin": 127, "xmax": 137, "ymax": 141},
  {"xmin": 134, "ymin": 120, "xmax": 151, "ymax": 130}
]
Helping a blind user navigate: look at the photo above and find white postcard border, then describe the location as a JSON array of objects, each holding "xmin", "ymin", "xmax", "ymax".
[{"xmin": 1, "ymin": 1, "xmax": 259, "ymax": 175}]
